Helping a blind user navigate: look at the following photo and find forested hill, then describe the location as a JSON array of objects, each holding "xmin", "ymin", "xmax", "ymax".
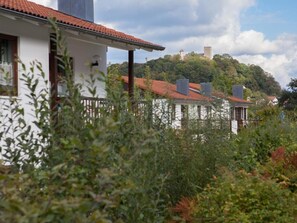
[{"xmin": 109, "ymin": 53, "xmax": 281, "ymax": 96}]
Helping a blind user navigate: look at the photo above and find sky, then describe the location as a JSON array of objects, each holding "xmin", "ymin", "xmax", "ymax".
[{"xmin": 31, "ymin": 0, "xmax": 297, "ymax": 88}]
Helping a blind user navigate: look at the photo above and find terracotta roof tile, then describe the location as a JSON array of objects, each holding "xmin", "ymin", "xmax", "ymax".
[
  {"xmin": 267, "ymin": 96, "xmax": 277, "ymax": 101},
  {"xmin": 227, "ymin": 96, "xmax": 251, "ymax": 104},
  {"xmin": 0, "ymin": 0, "xmax": 165, "ymax": 51},
  {"xmin": 122, "ymin": 76, "xmax": 213, "ymax": 102}
]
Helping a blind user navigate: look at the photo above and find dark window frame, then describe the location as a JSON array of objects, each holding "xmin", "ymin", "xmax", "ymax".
[
  {"xmin": 231, "ymin": 107, "xmax": 235, "ymax": 120},
  {"xmin": 181, "ymin": 104, "xmax": 188, "ymax": 119},
  {"xmin": 56, "ymin": 55, "xmax": 74, "ymax": 97},
  {"xmin": 197, "ymin": 105, "xmax": 201, "ymax": 119},
  {"xmin": 0, "ymin": 33, "xmax": 18, "ymax": 96},
  {"xmin": 235, "ymin": 107, "xmax": 243, "ymax": 120},
  {"xmin": 171, "ymin": 104, "xmax": 176, "ymax": 121},
  {"xmin": 244, "ymin": 108, "xmax": 247, "ymax": 120}
]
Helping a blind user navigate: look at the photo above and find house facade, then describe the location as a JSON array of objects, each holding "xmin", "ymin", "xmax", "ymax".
[
  {"xmin": 122, "ymin": 77, "xmax": 251, "ymax": 133},
  {"xmin": 267, "ymin": 96, "xmax": 278, "ymax": 106},
  {"xmin": 122, "ymin": 76, "xmax": 213, "ymax": 128},
  {"xmin": 0, "ymin": 0, "xmax": 164, "ymax": 140},
  {"xmin": 189, "ymin": 83, "xmax": 251, "ymax": 133}
]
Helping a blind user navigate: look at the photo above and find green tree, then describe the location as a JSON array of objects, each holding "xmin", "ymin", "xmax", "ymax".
[{"xmin": 279, "ymin": 78, "xmax": 297, "ymax": 110}]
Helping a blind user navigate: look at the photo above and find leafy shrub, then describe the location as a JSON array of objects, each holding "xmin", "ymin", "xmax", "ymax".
[
  {"xmin": 0, "ymin": 56, "xmax": 236, "ymax": 223},
  {"xmin": 230, "ymin": 117, "xmax": 297, "ymax": 171},
  {"xmin": 0, "ymin": 22, "xmax": 168, "ymax": 223},
  {"xmin": 151, "ymin": 123, "xmax": 233, "ymax": 204},
  {"xmin": 2, "ymin": 19, "xmax": 292, "ymax": 223},
  {"xmin": 259, "ymin": 147, "xmax": 297, "ymax": 192},
  {"xmin": 170, "ymin": 197, "xmax": 196, "ymax": 223},
  {"xmin": 193, "ymin": 170, "xmax": 297, "ymax": 223}
]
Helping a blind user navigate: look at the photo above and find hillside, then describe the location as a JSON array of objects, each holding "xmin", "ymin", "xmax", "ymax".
[{"xmin": 108, "ymin": 52, "xmax": 281, "ymax": 97}]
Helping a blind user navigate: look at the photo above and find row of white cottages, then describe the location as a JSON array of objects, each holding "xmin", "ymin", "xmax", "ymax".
[
  {"xmin": 0, "ymin": 0, "xmax": 250, "ymax": 139},
  {"xmin": 122, "ymin": 77, "xmax": 251, "ymax": 133}
]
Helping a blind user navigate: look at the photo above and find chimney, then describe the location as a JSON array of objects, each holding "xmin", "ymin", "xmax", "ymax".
[
  {"xmin": 58, "ymin": 0, "xmax": 94, "ymax": 22},
  {"xmin": 232, "ymin": 85, "xmax": 244, "ymax": 99},
  {"xmin": 176, "ymin": 79, "xmax": 189, "ymax": 95},
  {"xmin": 200, "ymin": 82, "xmax": 212, "ymax": 97},
  {"xmin": 204, "ymin": 46, "xmax": 212, "ymax": 59}
]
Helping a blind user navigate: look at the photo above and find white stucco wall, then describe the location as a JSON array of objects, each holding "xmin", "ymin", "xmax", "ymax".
[
  {"xmin": 0, "ymin": 15, "xmax": 108, "ymax": 151},
  {"xmin": 0, "ymin": 16, "xmax": 50, "ymax": 148},
  {"xmin": 66, "ymin": 37, "xmax": 107, "ymax": 98}
]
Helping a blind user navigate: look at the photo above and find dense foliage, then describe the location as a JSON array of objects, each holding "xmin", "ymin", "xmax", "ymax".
[
  {"xmin": 109, "ymin": 53, "xmax": 281, "ymax": 96},
  {"xmin": 0, "ymin": 65, "xmax": 235, "ymax": 222},
  {"xmin": 193, "ymin": 170, "xmax": 297, "ymax": 223},
  {"xmin": 0, "ymin": 24, "xmax": 234, "ymax": 222},
  {"xmin": 0, "ymin": 22, "xmax": 296, "ymax": 222},
  {"xmin": 279, "ymin": 78, "xmax": 297, "ymax": 111}
]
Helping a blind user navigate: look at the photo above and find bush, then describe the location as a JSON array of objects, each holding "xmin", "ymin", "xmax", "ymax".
[
  {"xmin": 2, "ymin": 19, "xmax": 294, "ymax": 222},
  {"xmin": 193, "ymin": 170, "xmax": 297, "ymax": 223},
  {"xmin": 152, "ymin": 126, "xmax": 233, "ymax": 204},
  {"xmin": 259, "ymin": 147, "xmax": 297, "ymax": 192},
  {"xmin": 0, "ymin": 23, "xmax": 168, "ymax": 223},
  {"xmin": 230, "ymin": 117, "xmax": 297, "ymax": 171},
  {"xmin": 0, "ymin": 56, "xmax": 236, "ymax": 222}
]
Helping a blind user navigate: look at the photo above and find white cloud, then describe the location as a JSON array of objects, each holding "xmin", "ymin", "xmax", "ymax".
[
  {"xmin": 233, "ymin": 33, "xmax": 297, "ymax": 87},
  {"xmin": 29, "ymin": 0, "xmax": 297, "ymax": 87},
  {"xmin": 233, "ymin": 30, "xmax": 278, "ymax": 54}
]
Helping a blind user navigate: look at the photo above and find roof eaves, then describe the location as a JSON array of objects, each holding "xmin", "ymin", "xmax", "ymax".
[
  {"xmin": 0, "ymin": 7, "xmax": 165, "ymax": 51},
  {"xmin": 229, "ymin": 99, "xmax": 253, "ymax": 105}
]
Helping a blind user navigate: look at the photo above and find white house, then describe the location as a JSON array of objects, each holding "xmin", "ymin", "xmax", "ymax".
[
  {"xmin": 189, "ymin": 83, "xmax": 251, "ymax": 133},
  {"xmin": 122, "ymin": 76, "xmax": 213, "ymax": 128},
  {"xmin": 0, "ymin": 0, "xmax": 164, "ymax": 140},
  {"xmin": 267, "ymin": 96, "xmax": 278, "ymax": 106},
  {"xmin": 122, "ymin": 77, "xmax": 251, "ymax": 133}
]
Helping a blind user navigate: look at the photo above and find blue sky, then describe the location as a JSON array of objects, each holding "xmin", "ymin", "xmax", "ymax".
[
  {"xmin": 241, "ymin": 0, "xmax": 297, "ymax": 39},
  {"xmin": 33, "ymin": 0, "xmax": 297, "ymax": 88}
]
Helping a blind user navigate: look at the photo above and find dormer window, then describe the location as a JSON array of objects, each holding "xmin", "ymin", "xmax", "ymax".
[{"xmin": 0, "ymin": 34, "xmax": 17, "ymax": 96}]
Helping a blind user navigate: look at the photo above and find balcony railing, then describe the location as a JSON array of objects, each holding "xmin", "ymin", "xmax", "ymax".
[
  {"xmin": 81, "ymin": 97, "xmax": 111, "ymax": 119},
  {"xmin": 79, "ymin": 97, "xmax": 259, "ymax": 133},
  {"xmin": 80, "ymin": 97, "xmax": 152, "ymax": 122}
]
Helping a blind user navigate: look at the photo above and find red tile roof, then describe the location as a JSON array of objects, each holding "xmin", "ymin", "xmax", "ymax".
[
  {"xmin": 267, "ymin": 96, "xmax": 277, "ymax": 101},
  {"xmin": 227, "ymin": 96, "xmax": 251, "ymax": 104},
  {"xmin": 122, "ymin": 76, "xmax": 213, "ymax": 102},
  {"xmin": 189, "ymin": 83, "xmax": 201, "ymax": 90},
  {"xmin": 0, "ymin": 0, "xmax": 165, "ymax": 51}
]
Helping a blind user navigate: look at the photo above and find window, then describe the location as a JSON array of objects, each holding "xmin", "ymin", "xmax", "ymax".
[
  {"xmin": 0, "ymin": 34, "xmax": 17, "ymax": 95},
  {"xmin": 181, "ymin": 105, "xmax": 188, "ymax": 128},
  {"xmin": 49, "ymin": 33, "xmax": 74, "ymax": 98},
  {"xmin": 231, "ymin": 107, "xmax": 235, "ymax": 120},
  {"xmin": 244, "ymin": 108, "xmax": 247, "ymax": 120},
  {"xmin": 56, "ymin": 56, "xmax": 73, "ymax": 97},
  {"xmin": 197, "ymin": 105, "xmax": 201, "ymax": 119},
  {"xmin": 235, "ymin": 107, "xmax": 243, "ymax": 120},
  {"xmin": 171, "ymin": 104, "xmax": 176, "ymax": 121},
  {"xmin": 181, "ymin": 105, "xmax": 188, "ymax": 120}
]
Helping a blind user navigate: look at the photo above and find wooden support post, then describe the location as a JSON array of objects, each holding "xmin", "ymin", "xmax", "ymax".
[{"xmin": 128, "ymin": 50, "xmax": 134, "ymax": 101}]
